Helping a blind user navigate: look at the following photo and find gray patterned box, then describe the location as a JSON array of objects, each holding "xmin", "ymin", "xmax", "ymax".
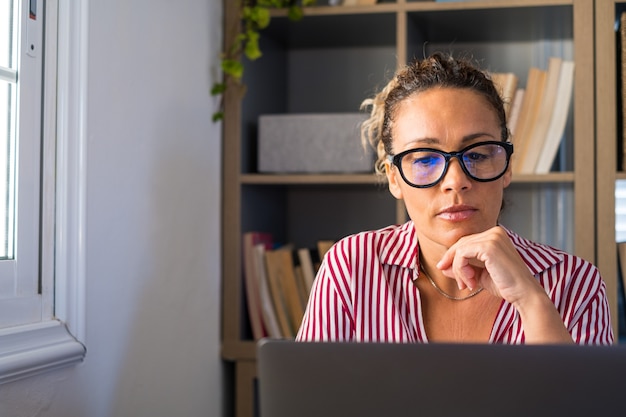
[{"xmin": 258, "ymin": 113, "xmax": 374, "ymax": 173}]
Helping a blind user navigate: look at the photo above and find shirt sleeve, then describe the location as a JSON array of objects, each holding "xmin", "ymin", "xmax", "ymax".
[
  {"xmin": 557, "ymin": 260, "xmax": 614, "ymax": 345},
  {"xmin": 296, "ymin": 248, "xmax": 355, "ymax": 342}
]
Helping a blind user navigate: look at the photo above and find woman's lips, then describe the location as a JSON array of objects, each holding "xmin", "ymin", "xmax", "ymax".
[{"xmin": 437, "ymin": 205, "xmax": 477, "ymax": 221}]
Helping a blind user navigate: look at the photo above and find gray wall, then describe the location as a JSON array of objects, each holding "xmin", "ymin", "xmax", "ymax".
[{"xmin": 0, "ymin": 0, "xmax": 224, "ymax": 416}]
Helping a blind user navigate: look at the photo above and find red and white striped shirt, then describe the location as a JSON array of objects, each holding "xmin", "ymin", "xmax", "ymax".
[{"xmin": 296, "ymin": 221, "xmax": 614, "ymax": 345}]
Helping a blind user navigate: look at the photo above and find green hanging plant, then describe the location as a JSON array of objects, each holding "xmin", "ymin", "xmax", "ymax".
[{"xmin": 211, "ymin": 0, "xmax": 317, "ymax": 122}]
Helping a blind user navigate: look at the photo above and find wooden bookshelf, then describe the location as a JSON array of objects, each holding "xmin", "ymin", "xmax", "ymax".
[
  {"xmin": 222, "ymin": 1, "xmax": 598, "ymax": 416},
  {"xmin": 595, "ymin": 0, "xmax": 626, "ymax": 341}
]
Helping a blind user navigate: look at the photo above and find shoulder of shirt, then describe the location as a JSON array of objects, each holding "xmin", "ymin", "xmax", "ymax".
[
  {"xmin": 330, "ymin": 221, "xmax": 417, "ymax": 269},
  {"xmin": 501, "ymin": 225, "xmax": 589, "ymax": 276}
]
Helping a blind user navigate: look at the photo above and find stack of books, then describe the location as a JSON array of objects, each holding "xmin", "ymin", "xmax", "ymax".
[
  {"xmin": 242, "ymin": 232, "xmax": 334, "ymax": 340},
  {"xmin": 490, "ymin": 56, "xmax": 575, "ymax": 175}
]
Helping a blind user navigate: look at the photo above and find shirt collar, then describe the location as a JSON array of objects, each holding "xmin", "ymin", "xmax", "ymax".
[
  {"xmin": 379, "ymin": 221, "xmax": 564, "ymax": 276},
  {"xmin": 502, "ymin": 226, "xmax": 565, "ymax": 276},
  {"xmin": 379, "ymin": 221, "xmax": 419, "ymax": 270}
]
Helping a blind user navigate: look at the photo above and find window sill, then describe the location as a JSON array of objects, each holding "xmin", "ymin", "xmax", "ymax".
[{"xmin": 0, "ymin": 320, "xmax": 86, "ymax": 384}]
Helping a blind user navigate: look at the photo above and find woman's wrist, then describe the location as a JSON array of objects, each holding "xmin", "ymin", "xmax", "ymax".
[
  {"xmin": 508, "ymin": 278, "xmax": 550, "ymax": 313},
  {"xmin": 512, "ymin": 283, "xmax": 573, "ymax": 344}
]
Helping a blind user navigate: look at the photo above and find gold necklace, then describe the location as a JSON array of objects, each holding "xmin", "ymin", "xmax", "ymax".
[{"xmin": 420, "ymin": 264, "xmax": 484, "ymax": 301}]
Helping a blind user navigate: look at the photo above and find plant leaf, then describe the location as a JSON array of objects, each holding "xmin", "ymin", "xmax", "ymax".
[
  {"xmin": 288, "ymin": 6, "xmax": 303, "ymax": 21},
  {"xmin": 244, "ymin": 6, "xmax": 271, "ymax": 30},
  {"xmin": 210, "ymin": 82, "xmax": 227, "ymax": 96},
  {"xmin": 254, "ymin": 7, "xmax": 271, "ymax": 29},
  {"xmin": 222, "ymin": 59, "xmax": 244, "ymax": 79},
  {"xmin": 212, "ymin": 112, "xmax": 224, "ymax": 122},
  {"xmin": 224, "ymin": 32, "xmax": 247, "ymax": 57},
  {"xmin": 244, "ymin": 30, "xmax": 262, "ymax": 61},
  {"xmin": 212, "ymin": 0, "xmax": 319, "ymax": 124}
]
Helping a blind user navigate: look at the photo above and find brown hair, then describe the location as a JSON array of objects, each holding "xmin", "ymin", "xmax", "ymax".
[{"xmin": 361, "ymin": 52, "xmax": 510, "ymax": 175}]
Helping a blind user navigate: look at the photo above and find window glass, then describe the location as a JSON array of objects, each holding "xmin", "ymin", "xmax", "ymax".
[
  {"xmin": 0, "ymin": 0, "xmax": 43, "ymax": 319},
  {"xmin": 0, "ymin": 1, "xmax": 17, "ymax": 260},
  {"xmin": 0, "ymin": 1, "xmax": 14, "ymax": 68}
]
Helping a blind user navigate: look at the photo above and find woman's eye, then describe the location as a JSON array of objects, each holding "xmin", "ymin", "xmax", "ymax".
[
  {"xmin": 413, "ymin": 155, "xmax": 439, "ymax": 167},
  {"xmin": 465, "ymin": 152, "xmax": 489, "ymax": 162}
]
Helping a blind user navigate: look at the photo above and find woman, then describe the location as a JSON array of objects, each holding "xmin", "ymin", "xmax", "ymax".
[{"xmin": 296, "ymin": 52, "xmax": 613, "ymax": 344}]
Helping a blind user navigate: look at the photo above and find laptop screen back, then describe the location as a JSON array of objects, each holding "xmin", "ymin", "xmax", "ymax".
[{"xmin": 257, "ymin": 339, "xmax": 626, "ymax": 417}]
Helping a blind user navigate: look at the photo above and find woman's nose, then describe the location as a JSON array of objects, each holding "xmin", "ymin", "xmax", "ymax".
[{"xmin": 439, "ymin": 156, "xmax": 472, "ymax": 191}]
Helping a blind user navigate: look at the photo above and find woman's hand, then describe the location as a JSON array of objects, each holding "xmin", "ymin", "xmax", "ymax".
[
  {"xmin": 436, "ymin": 226, "xmax": 573, "ymax": 344},
  {"xmin": 436, "ymin": 226, "xmax": 537, "ymax": 304}
]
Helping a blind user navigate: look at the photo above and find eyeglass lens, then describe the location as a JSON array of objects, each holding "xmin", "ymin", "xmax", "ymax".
[{"xmin": 398, "ymin": 142, "xmax": 509, "ymax": 187}]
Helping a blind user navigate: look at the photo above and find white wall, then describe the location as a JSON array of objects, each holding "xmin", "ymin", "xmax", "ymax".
[{"xmin": 0, "ymin": 1, "xmax": 224, "ymax": 416}]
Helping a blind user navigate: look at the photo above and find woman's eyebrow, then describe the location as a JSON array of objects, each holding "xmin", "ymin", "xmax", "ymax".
[
  {"xmin": 409, "ymin": 132, "xmax": 495, "ymax": 146},
  {"xmin": 409, "ymin": 137, "xmax": 440, "ymax": 146},
  {"xmin": 461, "ymin": 132, "xmax": 497, "ymax": 143}
]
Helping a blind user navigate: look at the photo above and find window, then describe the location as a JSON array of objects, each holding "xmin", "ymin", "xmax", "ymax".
[
  {"xmin": 0, "ymin": 0, "xmax": 48, "ymax": 328},
  {"xmin": 0, "ymin": 1, "xmax": 17, "ymax": 262},
  {"xmin": 0, "ymin": 0, "xmax": 86, "ymax": 384}
]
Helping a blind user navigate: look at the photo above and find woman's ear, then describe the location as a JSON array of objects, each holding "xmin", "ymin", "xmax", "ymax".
[
  {"xmin": 502, "ymin": 165, "xmax": 512, "ymax": 189},
  {"xmin": 385, "ymin": 161, "xmax": 404, "ymax": 200}
]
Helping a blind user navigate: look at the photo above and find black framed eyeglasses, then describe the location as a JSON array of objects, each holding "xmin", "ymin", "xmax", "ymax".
[{"xmin": 388, "ymin": 141, "xmax": 514, "ymax": 188}]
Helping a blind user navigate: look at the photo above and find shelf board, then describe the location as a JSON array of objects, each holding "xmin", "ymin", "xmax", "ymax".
[
  {"xmin": 264, "ymin": 0, "xmax": 572, "ymax": 48},
  {"xmin": 221, "ymin": 340, "xmax": 257, "ymax": 361},
  {"xmin": 267, "ymin": 0, "xmax": 574, "ymax": 18},
  {"xmin": 240, "ymin": 172, "xmax": 575, "ymax": 185},
  {"xmin": 511, "ymin": 172, "xmax": 575, "ymax": 183},
  {"xmin": 240, "ymin": 173, "xmax": 384, "ymax": 185},
  {"xmin": 403, "ymin": 0, "xmax": 573, "ymax": 13},
  {"xmin": 270, "ymin": 3, "xmax": 397, "ymax": 17}
]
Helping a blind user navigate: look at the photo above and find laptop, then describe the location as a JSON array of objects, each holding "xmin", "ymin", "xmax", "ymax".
[{"xmin": 257, "ymin": 339, "xmax": 626, "ymax": 417}]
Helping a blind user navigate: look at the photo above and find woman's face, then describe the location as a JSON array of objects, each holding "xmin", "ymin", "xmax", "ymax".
[{"xmin": 385, "ymin": 87, "xmax": 511, "ymax": 251}]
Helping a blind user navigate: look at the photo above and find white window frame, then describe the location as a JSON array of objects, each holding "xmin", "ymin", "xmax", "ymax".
[
  {"xmin": 0, "ymin": 0, "xmax": 44, "ymax": 322},
  {"xmin": 0, "ymin": 0, "xmax": 87, "ymax": 384}
]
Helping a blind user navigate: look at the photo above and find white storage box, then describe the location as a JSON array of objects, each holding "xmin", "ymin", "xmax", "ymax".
[{"xmin": 258, "ymin": 113, "xmax": 374, "ymax": 173}]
